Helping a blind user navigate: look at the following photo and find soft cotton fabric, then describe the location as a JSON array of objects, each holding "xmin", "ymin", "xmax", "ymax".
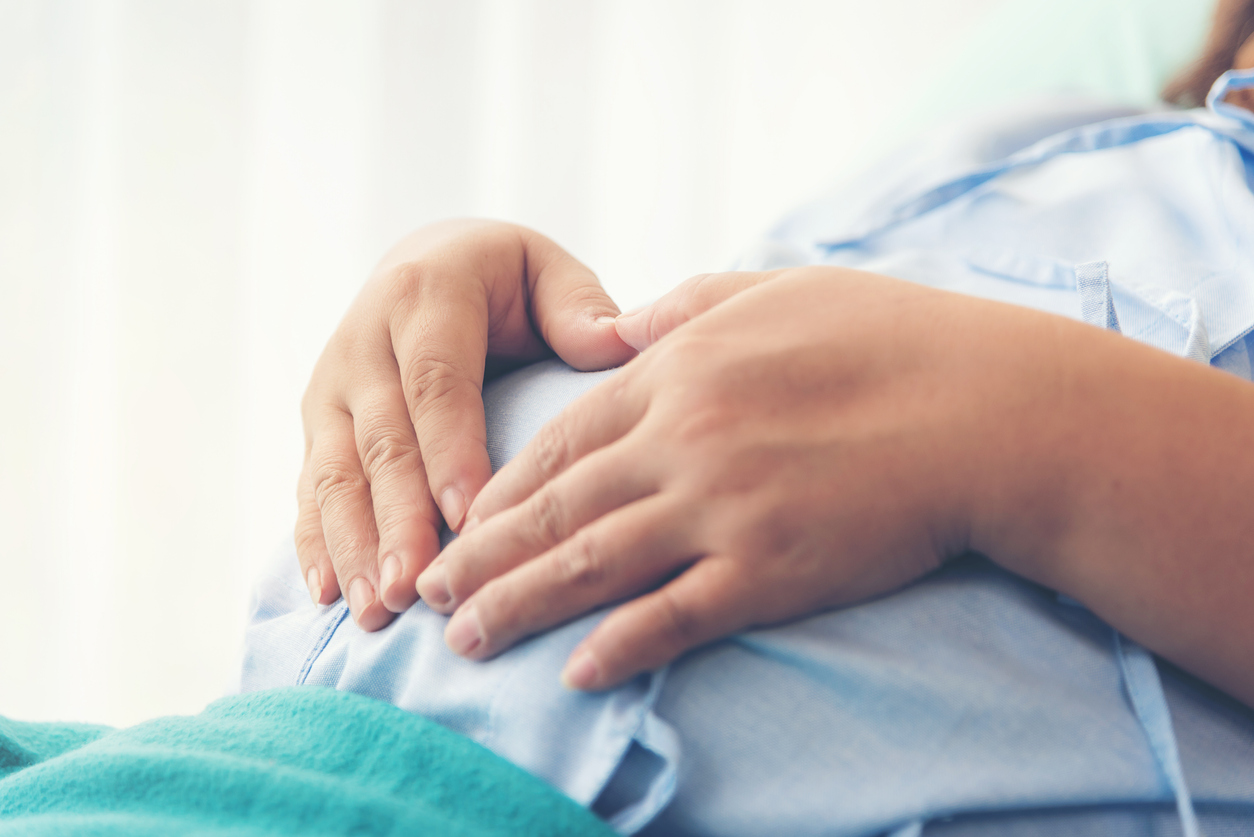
[
  {"xmin": 239, "ymin": 76, "xmax": 1254, "ymax": 836},
  {"xmin": 240, "ymin": 361, "xmax": 1254, "ymax": 836},
  {"xmin": 0, "ymin": 686, "xmax": 613, "ymax": 836}
]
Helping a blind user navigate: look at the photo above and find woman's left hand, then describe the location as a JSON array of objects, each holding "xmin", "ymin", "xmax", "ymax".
[{"xmin": 415, "ymin": 266, "xmax": 1091, "ymax": 689}]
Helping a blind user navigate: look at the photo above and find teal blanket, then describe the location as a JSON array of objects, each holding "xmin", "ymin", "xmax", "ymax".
[{"xmin": 0, "ymin": 687, "xmax": 614, "ymax": 836}]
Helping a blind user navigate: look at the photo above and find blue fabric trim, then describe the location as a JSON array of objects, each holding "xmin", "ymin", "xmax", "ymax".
[
  {"xmin": 1115, "ymin": 633, "xmax": 1200, "ymax": 837},
  {"xmin": 296, "ymin": 601, "xmax": 350, "ymax": 686},
  {"xmin": 1076, "ymin": 261, "xmax": 1121, "ymax": 333}
]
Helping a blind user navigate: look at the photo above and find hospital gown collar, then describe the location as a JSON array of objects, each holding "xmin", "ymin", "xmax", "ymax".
[
  {"xmin": 1206, "ymin": 66, "xmax": 1254, "ymax": 128},
  {"xmin": 820, "ymin": 107, "xmax": 1254, "ymax": 252}
]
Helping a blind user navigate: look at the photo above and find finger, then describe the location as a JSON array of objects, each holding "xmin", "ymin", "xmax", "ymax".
[
  {"xmin": 442, "ymin": 495, "xmax": 698, "ymax": 660},
  {"xmin": 307, "ymin": 407, "xmax": 396, "ymax": 631},
  {"xmin": 560, "ymin": 557, "xmax": 754, "ymax": 691},
  {"xmin": 521, "ymin": 229, "xmax": 638, "ymax": 371},
  {"xmin": 418, "ymin": 435, "xmax": 658, "ymax": 612},
  {"xmin": 388, "ymin": 277, "xmax": 494, "ymax": 535},
  {"xmin": 461, "ymin": 370, "xmax": 648, "ymax": 530},
  {"xmin": 347, "ymin": 379, "xmax": 444, "ymax": 613},
  {"xmin": 294, "ymin": 460, "xmax": 338, "ymax": 605},
  {"xmin": 614, "ymin": 271, "xmax": 781, "ymax": 352}
]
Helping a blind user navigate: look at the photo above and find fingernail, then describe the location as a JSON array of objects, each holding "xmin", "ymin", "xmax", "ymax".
[
  {"xmin": 613, "ymin": 310, "xmax": 650, "ymax": 352},
  {"xmin": 561, "ymin": 647, "xmax": 601, "ymax": 690},
  {"xmin": 348, "ymin": 577, "xmax": 375, "ymax": 622},
  {"xmin": 418, "ymin": 562, "xmax": 452, "ymax": 610},
  {"xmin": 595, "ymin": 315, "xmax": 617, "ymax": 325},
  {"xmin": 445, "ymin": 606, "xmax": 483, "ymax": 656},
  {"xmin": 380, "ymin": 554, "xmax": 401, "ymax": 595},
  {"xmin": 306, "ymin": 566, "xmax": 322, "ymax": 605},
  {"xmin": 441, "ymin": 486, "xmax": 467, "ymax": 531}
]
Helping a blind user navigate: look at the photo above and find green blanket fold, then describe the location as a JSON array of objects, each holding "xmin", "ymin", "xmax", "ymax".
[{"xmin": 0, "ymin": 687, "xmax": 614, "ymax": 836}]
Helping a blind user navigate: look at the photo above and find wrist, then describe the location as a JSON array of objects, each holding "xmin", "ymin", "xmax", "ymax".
[{"xmin": 963, "ymin": 312, "xmax": 1119, "ymax": 590}]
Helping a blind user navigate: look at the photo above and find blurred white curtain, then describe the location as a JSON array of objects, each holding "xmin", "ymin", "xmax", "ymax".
[{"xmin": 11, "ymin": 0, "xmax": 1169, "ymax": 726}]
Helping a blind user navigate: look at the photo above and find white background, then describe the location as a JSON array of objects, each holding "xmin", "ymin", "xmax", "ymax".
[{"xmin": 0, "ymin": 0, "xmax": 1210, "ymax": 726}]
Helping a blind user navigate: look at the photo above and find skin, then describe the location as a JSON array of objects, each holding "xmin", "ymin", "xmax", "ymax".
[
  {"xmin": 417, "ymin": 270, "xmax": 1254, "ymax": 707},
  {"xmin": 1228, "ymin": 28, "xmax": 1254, "ymax": 111},
  {"xmin": 297, "ymin": 17, "xmax": 1254, "ymax": 708},
  {"xmin": 297, "ymin": 220, "xmax": 634, "ymax": 629}
]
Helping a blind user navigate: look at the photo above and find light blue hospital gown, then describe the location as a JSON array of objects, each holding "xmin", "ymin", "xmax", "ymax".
[{"xmin": 237, "ymin": 71, "xmax": 1254, "ymax": 836}]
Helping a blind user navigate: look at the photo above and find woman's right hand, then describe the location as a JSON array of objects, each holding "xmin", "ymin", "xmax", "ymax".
[{"xmin": 297, "ymin": 220, "xmax": 635, "ymax": 629}]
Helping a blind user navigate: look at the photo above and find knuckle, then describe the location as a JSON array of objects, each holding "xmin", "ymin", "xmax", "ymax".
[
  {"xmin": 356, "ymin": 420, "xmax": 419, "ymax": 478},
  {"xmin": 310, "ymin": 460, "xmax": 368, "ymax": 511},
  {"xmin": 553, "ymin": 530, "xmax": 608, "ymax": 589},
  {"xmin": 732, "ymin": 503, "xmax": 795, "ymax": 559},
  {"xmin": 677, "ymin": 272, "xmax": 716, "ymax": 310},
  {"xmin": 657, "ymin": 331, "xmax": 718, "ymax": 373},
  {"xmin": 406, "ymin": 351, "xmax": 468, "ymax": 412},
  {"xmin": 598, "ymin": 371, "xmax": 635, "ymax": 411},
  {"xmin": 380, "ymin": 260, "xmax": 430, "ymax": 311},
  {"xmin": 531, "ymin": 420, "xmax": 573, "ymax": 479},
  {"xmin": 529, "ymin": 488, "xmax": 569, "ymax": 547},
  {"xmin": 378, "ymin": 260, "xmax": 456, "ymax": 335},
  {"xmin": 382, "ymin": 241, "xmax": 496, "ymax": 318},
  {"xmin": 669, "ymin": 398, "xmax": 733, "ymax": 447},
  {"xmin": 651, "ymin": 392, "xmax": 737, "ymax": 466},
  {"xmin": 652, "ymin": 588, "xmax": 703, "ymax": 647}
]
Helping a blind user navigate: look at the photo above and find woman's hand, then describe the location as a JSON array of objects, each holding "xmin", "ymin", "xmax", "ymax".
[
  {"xmin": 297, "ymin": 220, "xmax": 635, "ymax": 629},
  {"xmin": 416, "ymin": 267, "xmax": 1082, "ymax": 686},
  {"xmin": 418, "ymin": 266, "xmax": 1254, "ymax": 709}
]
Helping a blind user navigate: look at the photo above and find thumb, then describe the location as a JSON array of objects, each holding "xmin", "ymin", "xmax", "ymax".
[
  {"xmin": 614, "ymin": 271, "xmax": 779, "ymax": 352},
  {"xmin": 524, "ymin": 232, "xmax": 637, "ymax": 371}
]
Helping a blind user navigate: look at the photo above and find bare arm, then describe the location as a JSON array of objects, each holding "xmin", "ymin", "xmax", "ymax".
[
  {"xmin": 992, "ymin": 317, "xmax": 1254, "ymax": 707},
  {"xmin": 419, "ymin": 267, "xmax": 1254, "ymax": 707}
]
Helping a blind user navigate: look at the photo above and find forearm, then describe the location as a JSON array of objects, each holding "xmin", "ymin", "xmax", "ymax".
[{"xmin": 985, "ymin": 321, "xmax": 1254, "ymax": 707}]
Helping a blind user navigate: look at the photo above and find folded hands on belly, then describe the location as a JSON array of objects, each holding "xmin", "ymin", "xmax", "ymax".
[{"xmin": 297, "ymin": 220, "xmax": 1254, "ymax": 708}]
